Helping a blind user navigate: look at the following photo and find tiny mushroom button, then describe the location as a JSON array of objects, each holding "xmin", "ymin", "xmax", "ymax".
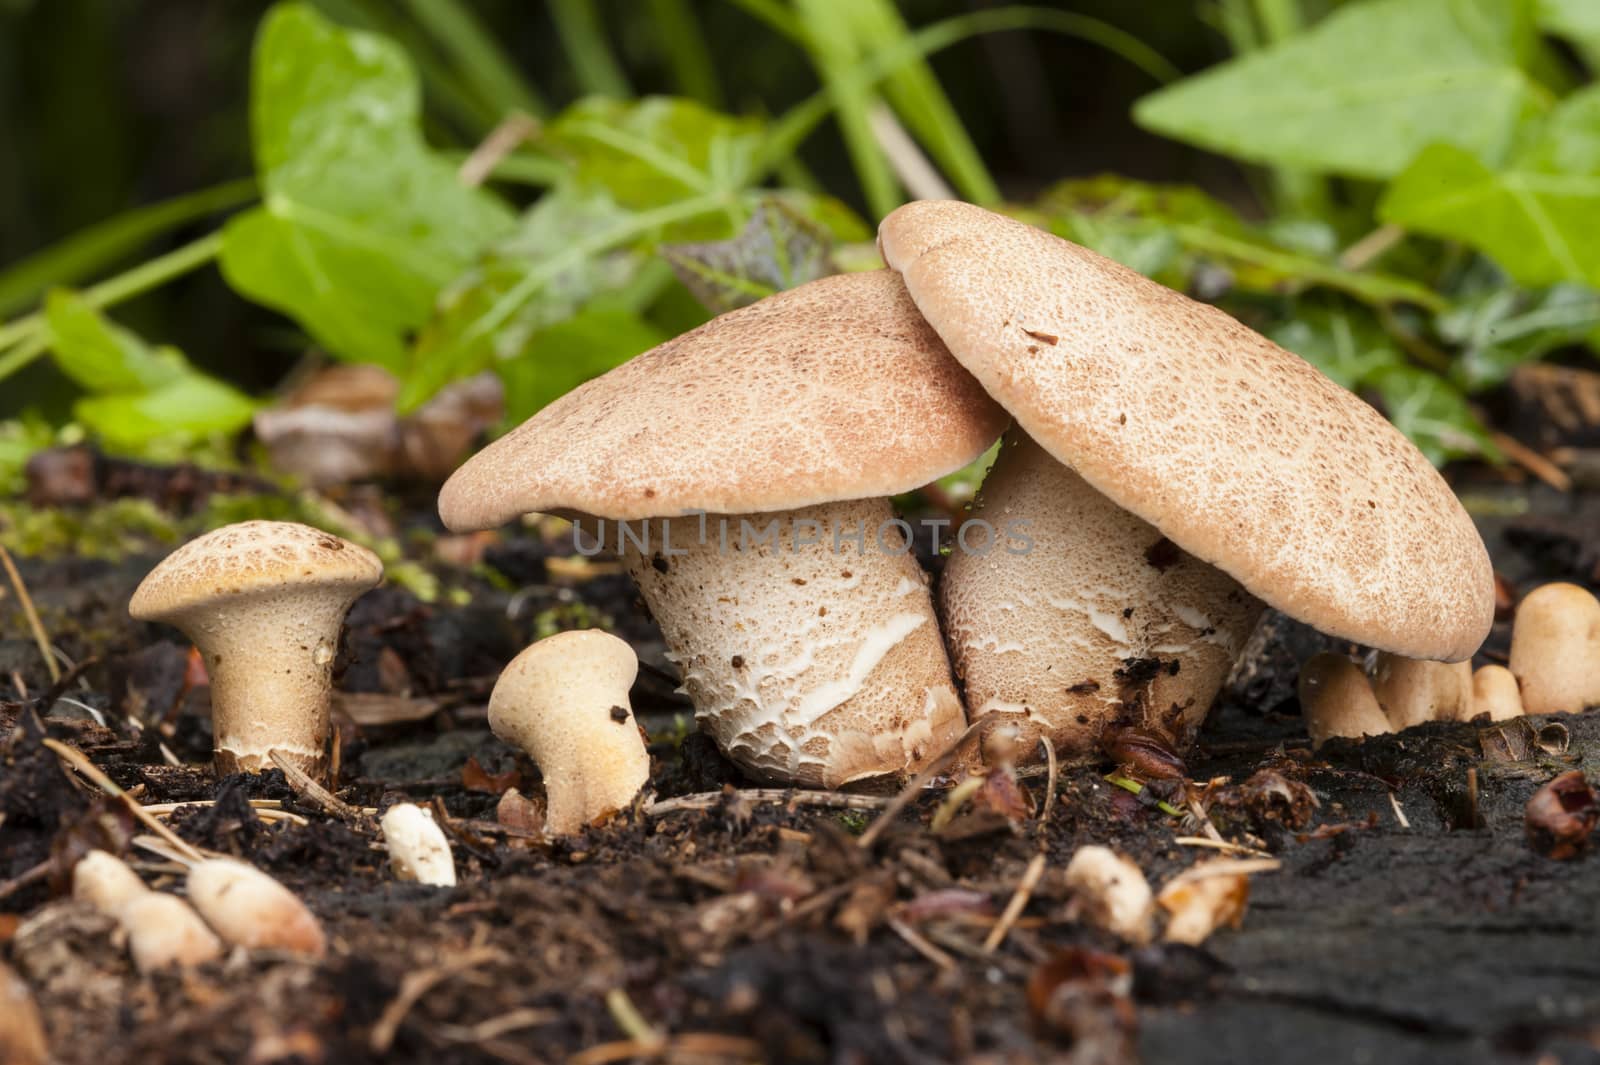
[
  {"xmin": 877, "ymin": 200, "xmax": 1494, "ymax": 760},
  {"xmin": 441, "ymin": 270, "xmax": 1008, "ymax": 788},
  {"xmin": 129, "ymin": 520, "xmax": 382, "ymax": 780}
]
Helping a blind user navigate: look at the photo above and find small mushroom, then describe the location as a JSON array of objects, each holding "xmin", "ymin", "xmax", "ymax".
[
  {"xmin": 1063, "ymin": 845, "xmax": 1154, "ymax": 944},
  {"xmin": 1158, "ymin": 862, "xmax": 1251, "ymax": 945},
  {"xmin": 380, "ymin": 803, "xmax": 456, "ymax": 886},
  {"xmin": 72, "ymin": 850, "xmax": 221, "ymax": 971},
  {"xmin": 441, "ymin": 271, "xmax": 1008, "ymax": 787},
  {"xmin": 129, "ymin": 521, "xmax": 383, "ymax": 779},
  {"xmin": 1371, "ymin": 654, "xmax": 1473, "ymax": 730},
  {"xmin": 186, "ymin": 858, "xmax": 325, "ymax": 957},
  {"xmin": 1471, "ymin": 665, "xmax": 1524, "ymax": 722},
  {"xmin": 1297, "ymin": 653, "xmax": 1390, "ymax": 748},
  {"xmin": 1509, "ymin": 582, "xmax": 1600, "ymax": 715},
  {"xmin": 0, "ymin": 962, "xmax": 48, "ymax": 1065},
  {"xmin": 878, "ymin": 201, "xmax": 1493, "ymax": 759},
  {"xmin": 488, "ymin": 630, "xmax": 650, "ymax": 836}
]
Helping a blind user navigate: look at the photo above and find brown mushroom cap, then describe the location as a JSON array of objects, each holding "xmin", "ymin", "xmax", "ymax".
[
  {"xmin": 129, "ymin": 520, "xmax": 383, "ymax": 621},
  {"xmin": 878, "ymin": 201, "xmax": 1493, "ymax": 662},
  {"xmin": 438, "ymin": 270, "xmax": 1008, "ymax": 529}
]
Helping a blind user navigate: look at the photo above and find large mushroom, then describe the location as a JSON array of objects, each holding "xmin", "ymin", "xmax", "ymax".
[
  {"xmin": 440, "ymin": 270, "xmax": 1007, "ymax": 787},
  {"xmin": 877, "ymin": 201, "xmax": 1493, "ymax": 758},
  {"xmin": 129, "ymin": 521, "xmax": 382, "ymax": 779}
]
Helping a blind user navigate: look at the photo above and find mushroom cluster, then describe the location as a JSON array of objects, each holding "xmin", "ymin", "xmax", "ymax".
[{"xmin": 1299, "ymin": 581, "xmax": 1600, "ymax": 746}]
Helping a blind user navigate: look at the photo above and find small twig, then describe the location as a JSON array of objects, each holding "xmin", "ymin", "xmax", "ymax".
[
  {"xmin": 1388, "ymin": 791, "xmax": 1411, "ymax": 830},
  {"xmin": 1038, "ymin": 738, "xmax": 1059, "ymax": 828},
  {"xmin": 866, "ymin": 102, "xmax": 955, "ymax": 201},
  {"xmin": 982, "ymin": 853, "xmax": 1046, "ymax": 954},
  {"xmin": 928, "ymin": 776, "xmax": 984, "ymax": 832},
  {"xmin": 41, "ymin": 738, "xmax": 203, "ymax": 862},
  {"xmin": 1174, "ymin": 836, "xmax": 1273, "ymax": 858},
  {"xmin": 858, "ymin": 719, "xmax": 986, "ymax": 850},
  {"xmin": 0, "ymin": 543, "xmax": 59, "ymax": 684},
  {"xmin": 140, "ymin": 799, "xmax": 310, "ymax": 827},
  {"xmin": 458, "ymin": 113, "xmax": 541, "ymax": 187},
  {"xmin": 1165, "ymin": 858, "xmax": 1282, "ymax": 886},
  {"xmin": 432, "ymin": 1008, "xmax": 562, "ymax": 1045},
  {"xmin": 1490, "ymin": 432, "xmax": 1571, "ymax": 492},
  {"xmin": 371, "ymin": 945, "xmax": 505, "ymax": 1053},
  {"xmin": 569, "ymin": 1034, "xmax": 762, "ymax": 1065},
  {"xmin": 1338, "ymin": 223, "xmax": 1404, "ymax": 271},
  {"xmin": 604, "ymin": 988, "xmax": 662, "ymax": 1048},
  {"xmin": 270, "ymin": 749, "xmax": 363, "ymax": 821},
  {"xmin": 0, "ymin": 859, "xmax": 50, "ymax": 902},
  {"xmin": 887, "ymin": 916, "xmax": 957, "ymax": 971},
  {"xmin": 646, "ymin": 788, "xmax": 890, "ymax": 817},
  {"xmin": 1187, "ymin": 796, "xmax": 1225, "ymax": 843}
]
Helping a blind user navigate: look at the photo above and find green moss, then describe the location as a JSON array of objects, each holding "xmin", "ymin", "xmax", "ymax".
[
  {"xmin": 836, "ymin": 809, "xmax": 870, "ymax": 835},
  {"xmin": 532, "ymin": 600, "xmax": 613, "ymax": 640},
  {"xmin": 0, "ymin": 497, "xmax": 182, "ymax": 559}
]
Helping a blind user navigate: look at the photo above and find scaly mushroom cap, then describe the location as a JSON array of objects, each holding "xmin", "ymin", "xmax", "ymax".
[
  {"xmin": 437, "ymin": 270, "xmax": 1008, "ymax": 529},
  {"xmin": 130, "ymin": 520, "xmax": 382, "ymax": 622},
  {"xmin": 878, "ymin": 201, "xmax": 1493, "ymax": 662}
]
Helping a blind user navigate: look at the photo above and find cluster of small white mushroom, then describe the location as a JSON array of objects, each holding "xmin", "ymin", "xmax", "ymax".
[{"xmin": 1298, "ymin": 582, "xmax": 1600, "ymax": 747}]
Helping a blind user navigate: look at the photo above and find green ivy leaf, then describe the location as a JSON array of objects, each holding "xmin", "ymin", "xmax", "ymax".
[
  {"xmin": 1381, "ymin": 86, "xmax": 1600, "ymax": 289},
  {"xmin": 662, "ymin": 200, "xmax": 836, "ymax": 314},
  {"xmin": 1268, "ymin": 307, "xmax": 1407, "ymax": 390},
  {"xmin": 219, "ymin": 3, "xmax": 515, "ymax": 372},
  {"xmin": 43, "ymin": 292, "xmax": 255, "ymax": 447},
  {"xmin": 1133, "ymin": 0, "xmax": 1545, "ymax": 179},
  {"xmin": 496, "ymin": 308, "xmax": 668, "ymax": 424},
  {"xmin": 1539, "ymin": 0, "xmax": 1600, "ymax": 66},
  {"xmin": 1370, "ymin": 364, "xmax": 1500, "ymax": 465},
  {"xmin": 1436, "ymin": 275, "xmax": 1600, "ymax": 390}
]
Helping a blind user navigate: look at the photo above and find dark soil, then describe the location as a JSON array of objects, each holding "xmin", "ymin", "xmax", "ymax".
[{"xmin": 3, "ymin": 471, "xmax": 1600, "ymax": 1065}]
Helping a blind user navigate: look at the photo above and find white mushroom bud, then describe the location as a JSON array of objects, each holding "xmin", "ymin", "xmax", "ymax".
[
  {"xmin": 186, "ymin": 859, "xmax": 325, "ymax": 957},
  {"xmin": 380, "ymin": 803, "xmax": 456, "ymax": 886},
  {"xmin": 120, "ymin": 893, "xmax": 224, "ymax": 973},
  {"xmin": 1298, "ymin": 653, "xmax": 1390, "ymax": 748},
  {"xmin": 1371, "ymin": 653, "xmax": 1473, "ymax": 730},
  {"xmin": 129, "ymin": 521, "xmax": 382, "ymax": 780},
  {"xmin": 1158, "ymin": 862, "xmax": 1251, "ymax": 945},
  {"xmin": 1471, "ymin": 665, "xmax": 1524, "ymax": 722},
  {"xmin": 0, "ymin": 962, "xmax": 48, "ymax": 1065},
  {"xmin": 488, "ymin": 630, "xmax": 649, "ymax": 836},
  {"xmin": 1063, "ymin": 845, "xmax": 1154, "ymax": 944},
  {"xmin": 1509, "ymin": 582, "xmax": 1600, "ymax": 715},
  {"xmin": 73, "ymin": 849, "xmax": 150, "ymax": 914}
]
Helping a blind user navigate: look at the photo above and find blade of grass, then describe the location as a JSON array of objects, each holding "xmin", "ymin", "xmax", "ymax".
[
  {"xmin": 549, "ymin": 0, "xmax": 633, "ymax": 99},
  {"xmin": 793, "ymin": 0, "xmax": 902, "ymax": 219},
  {"xmin": 647, "ymin": 0, "xmax": 724, "ymax": 108},
  {"xmin": 762, "ymin": 6, "xmax": 1179, "ymax": 180},
  {"xmin": 839, "ymin": 0, "xmax": 1000, "ymax": 205},
  {"xmin": 0, "ymin": 179, "xmax": 255, "ymax": 318},
  {"xmin": 0, "ymin": 231, "xmax": 223, "ymax": 381},
  {"xmin": 723, "ymin": 0, "xmax": 803, "ymax": 40},
  {"xmin": 401, "ymin": 0, "xmax": 549, "ymax": 118}
]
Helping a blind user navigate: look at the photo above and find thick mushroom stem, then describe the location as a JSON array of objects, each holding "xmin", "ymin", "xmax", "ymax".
[
  {"xmin": 488, "ymin": 630, "xmax": 650, "ymax": 834},
  {"xmin": 1472, "ymin": 665, "xmax": 1525, "ymax": 722},
  {"xmin": 1298, "ymin": 653, "xmax": 1391, "ymax": 747},
  {"xmin": 939, "ymin": 434, "xmax": 1263, "ymax": 759},
  {"xmin": 609, "ymin": 497, "xmax": 967, "ymax": 788},
  {"xmin": 1371, "ymin": 654, "xmax": 1473, "ymax": 729},
  {"xmin": 174, "ymin": 593, "xmax": 358, "ymax": 777},
  {"xmin": 1509, "ymin": 582, "xmax": 1600, "ymax": 715}
]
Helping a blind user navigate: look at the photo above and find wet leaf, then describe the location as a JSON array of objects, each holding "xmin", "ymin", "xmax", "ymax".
[
  {"xmin": 1025, "ymin": 948, "xmax": 1137, "ymax": 1056},
  {"xmin": 662, "ymin": 200, "xmax": 837, "ymax": 314},
  {"xmin": 1135, "ymin": 0, "xmax": 1544, "ymax": 179},
  {"xmin": 1524, "ymin": 769, "xmax": 1597, "ymax": 859},
  {"xmin": 461, "ymin": 755, "xmax": 521, "ymax": 795},
  {"xmin": 219, "ymin": 3, "xmax": 515, "ymax": 373},
  {"xmin": 494, "ymin": 306, "xmax": 667, "ymax": 425}
]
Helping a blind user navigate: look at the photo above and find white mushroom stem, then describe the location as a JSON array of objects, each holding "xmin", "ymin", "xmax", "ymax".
[
  {"xmin": 1298, "ymin": 653, "xmax": 1390, "ymax": 748},
  {"xmin": 1371, "ymin": 653, "xmax": 1472, "ymax": 730},
  {"xmin": 120, "ymin": 894, "xmax": 224, "ymax": 973},
  {"xmin": 610, "ymin": 497, "xmax": 968, "ymax": 788},
  {"xmin": 488, "ymin": 630, "xmax": 650, "ymax": 836},
  {"xmin": 940, "ymin": 434, "xmax": 1263, "ymax": 759},
  {"xmin": 1509, "ymin": 582, "xmax": 1600, "ymax": 715},
  {"xmin": 1471, "ymin": 665, "xmax": 1525, "ymax": 722},
  {"xmin": 381, "ymin": 803, "xmax": 457, "ymax": 886},
  {"xmin": 186, "ymin": 859, "xmax": 325, "ymax": 957},
  {"xmin": 73, "ymin": 849, "xmax": 150, "ymax": 914},
  {"xmin": 1063, "ymin": 845, "xmax": 1154, "ymax": 945}
]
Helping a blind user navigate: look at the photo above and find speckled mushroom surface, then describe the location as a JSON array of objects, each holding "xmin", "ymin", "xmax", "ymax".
[
  {"xmin": 129, "ymin": 521, "xmax": 383, "ymax": 778},
  {"xmin": 437, "ymin": 269, "xmax": 1007, "ymax": 529},
  {"xmin": 879, "ymin": 200, "xmax": 1493, "ymax": 662}
]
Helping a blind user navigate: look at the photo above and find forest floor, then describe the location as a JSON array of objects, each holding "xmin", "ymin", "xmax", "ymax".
[{"xmin": 2, "ymin": 457, "xmax": 1599, "ymax": 1065}]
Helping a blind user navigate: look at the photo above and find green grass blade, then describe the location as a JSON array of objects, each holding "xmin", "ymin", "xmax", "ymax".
[
  {"xmin": 0, "ymin": 179, "xmax": 255, "ymax": 318},
  {"xmin": 648, "ymin": 0, "xmax": 724, "ymax": 107},
  {"xmin": 723, "ymin": 0, "xmax": 804, "ymax": 40},
  {"xmin": 549, "ymin": 0, "xmax": 633, "ymax": 98},
  {"xmin": 839, "ymin": 0, "xmax": 999, "ymax": 206},
  {"xmin": 400, "ymin": 0, "xmax": 548, "ymax": 118},
  {"xmin": 793, "ymin": 0, "xmax": 902, "ymax": 219}
]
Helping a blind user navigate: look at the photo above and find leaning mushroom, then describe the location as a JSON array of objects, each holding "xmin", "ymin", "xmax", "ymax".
[
  {"xmin": 441, "ymin": 271, "xmax": 1007, "ymax": 788},
  {"xmin": 1297, "ymin": 653, "xmax": 1391, "ymax": 748},
  {"xmin": 877, "ymin": 201, "xmax": 1493, "ymax": 759},
  {"xmin": 1370, "ymin": 654, "xmax": 1472, "ymax": 730},
  {"xmin": 1509, "ymin": 582, "xmax": 1600, "ymax": 715},
  {"xmin": 186, "ymin": 858, "xmax": 326, "ymax": 957},
  {"xmin": 129, "ymin": 521, "xmax": 382, "ymax": 779},
  {"xmin": 488, "ymin": 630, "xmax": 648, "ymax": 835},
  {"xmin": 72, "ymin": 850, "xmax": 222, "ymax": 972},
  {"xmin": 1471, "ymin": 665, "xmax": 1524, "ymax": 722}
]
